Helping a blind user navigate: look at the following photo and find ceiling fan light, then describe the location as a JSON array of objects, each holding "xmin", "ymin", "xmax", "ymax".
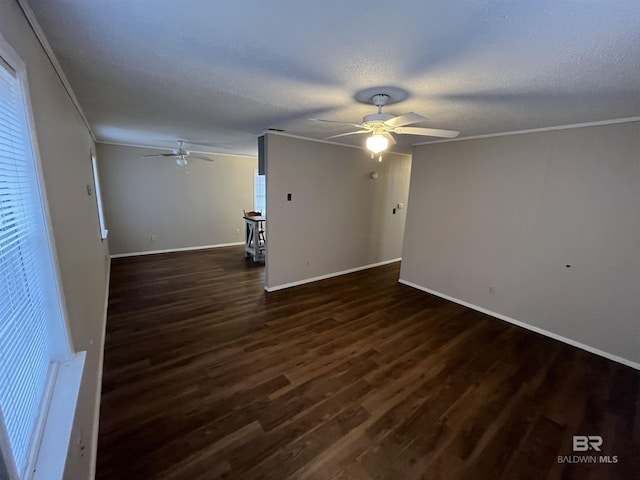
[{"xmin": 366, "ymin": 134, "xmax": 388, "ymax": 154}]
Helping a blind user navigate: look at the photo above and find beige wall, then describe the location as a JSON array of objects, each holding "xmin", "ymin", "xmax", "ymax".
[
  {"xmin": 265, "ymin": 134, "xmax": 411, "ymax": 289},
  {"xmin": 401, "ymin": 122, "xmax": 640, "ymax": 365},
  {"xmin": 0, "ymin": 1, "xmax": 111, "ymax": 478},
  {"xmin": 96, "ymin": 143, "xmax": 257, "ymax": 255}
]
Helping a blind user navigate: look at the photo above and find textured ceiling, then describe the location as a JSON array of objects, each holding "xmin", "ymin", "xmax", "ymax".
[{"xmin": 27, "ymin": 0, "xmax": 640, "ymax": 156}]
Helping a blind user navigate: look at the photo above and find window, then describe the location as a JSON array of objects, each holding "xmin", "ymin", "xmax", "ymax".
[
  {"xmin": 0, "ymin": 37, "xmax": 76, "ymax": 480},
  {"xmin": 254, "ymin": 172, "xmax": 266, "ymax": 215},
  {"xmin": 90, "ymin": 152, "xmax": 108, "ymax": 239}
]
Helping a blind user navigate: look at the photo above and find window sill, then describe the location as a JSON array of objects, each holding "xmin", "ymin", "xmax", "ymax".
[{"xmin": 31, "ymin": 352, "xmax": 85, "ymax": 480}]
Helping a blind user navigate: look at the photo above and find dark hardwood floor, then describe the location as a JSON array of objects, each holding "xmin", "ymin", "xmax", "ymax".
[{"xmin": 97, "ymin": 246, "xmax": 639, "ymax": 479}]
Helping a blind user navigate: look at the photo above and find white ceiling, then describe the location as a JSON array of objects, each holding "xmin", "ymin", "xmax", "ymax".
[{"xmin": 27, "ymin": 0, "xmax": 640, "ymax": 156}]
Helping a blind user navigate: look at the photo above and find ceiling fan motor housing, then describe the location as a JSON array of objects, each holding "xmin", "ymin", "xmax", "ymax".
[
  {"xmin": 365, "ymin": 93, "xmax": 393, "ymax": 128},
  {"xmin": 363, "ymin": 113, "xmax": 394, "ymax": 127}
]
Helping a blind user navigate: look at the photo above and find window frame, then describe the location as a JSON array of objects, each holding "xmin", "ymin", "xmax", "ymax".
[
  {"xmin": 90, "ymin": 151, "xmax": 108, "ymax": 240},
  {"xmin": 0, "ymin": 31, "xmax": 78, "ymax": 480}
]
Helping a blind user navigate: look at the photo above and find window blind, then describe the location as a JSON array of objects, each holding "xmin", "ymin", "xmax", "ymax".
[{"xmin": 0, "ymin": 55, "xmax": 52, "ymax": 478}]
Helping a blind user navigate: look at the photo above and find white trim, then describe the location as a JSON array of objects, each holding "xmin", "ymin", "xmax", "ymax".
[
  {"xmin": 413, "ymin": 116, "xmax": 640, "ymax": 146},
  {"xmin": 20, "ymin": 47, "xmax": 73, "ymax": 359},
  {"xmin": 31, "ymin": 352, "xmax": 86, "ymax": 480},
  {"xmin": 0, "ymin": 27, "xmax": 84, "ymax": 480},
  {"xmin": 261, "ymin": 131, "xmax": 413, "ymax": 158},
  {"xmin": 265, "ymin": 258, "xmax": 402, "ymax": 292},
  {"xmin": 398, "ymin": 279, "xmax": 640, "ymax": 371},
  {"xmin": 90, "ymin": 151, "xmax": 109, "ymax": 240},
  {"xmin": 88, "ymin": 257, "xmax": 110, "ymax": 479},
  {"xmin": 260, "ymin": 130, "xmax": 363, "ymax": 150},
  {"xmin": 23, "ymin": 365, "xmax": 57, "ymax": 479},
  {"xmin": 0, "ymin": 30, "xmax": 74, "ymax": 360},
  {"xmin": 16, "ymin": 0, "xmax": 96, "ymax": 143},
  {"xmin": 23, "ymin": 364, "xmax": 57, "ymax": 479},
  {"xmin": 110, "ymin": 242, "xmax": 245, "ymax": 259},
  {"xmin": 97, "ymin": 140, "xmax": 258, "ymax": 159}
]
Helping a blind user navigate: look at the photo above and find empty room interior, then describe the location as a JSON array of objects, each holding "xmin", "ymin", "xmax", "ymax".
[{"xmin": 0, "ymin": 1, "xmax": 639, "ymax": 479}]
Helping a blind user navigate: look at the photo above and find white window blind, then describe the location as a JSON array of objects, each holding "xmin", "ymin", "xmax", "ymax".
[{"xmin": 0, "ymin": 54, "xmax": 53, "ymax": 478}]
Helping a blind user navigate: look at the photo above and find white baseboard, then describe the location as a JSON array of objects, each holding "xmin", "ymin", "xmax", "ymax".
[
  {"xmin": 398, "ymin": 279, "xmax": 640, "ymax": 371},
  {"xmin": 110, "ymin": 242, "xmax": 245, "ymax": 258},
  {"xmin": 265, "ymin": 258, "xmax": 402, "ymax": 292},
  {"xmin": 88, "ymin": 257, "xmax": 111, "ymax": 479}
]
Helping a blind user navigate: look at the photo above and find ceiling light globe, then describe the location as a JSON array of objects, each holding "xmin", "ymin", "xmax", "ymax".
[{"xmin": 366, "ymin": 134, "xmax": 389, "ymax": 154}]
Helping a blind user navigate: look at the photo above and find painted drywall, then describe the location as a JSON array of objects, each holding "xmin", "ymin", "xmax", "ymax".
[
  {"xmin": 96, "ymin": 143, "xmax": 257, "ymax": 255},
  {"xmin": 264, "ymin": 134, "xmax": 411, "ymax": 289},
  {"xmin": 0, "ymin": 2, "xmax": 111, "ymax": 479},
  {"xmin": 401, "ymin": 121, "xmax": 640, "ymax": 365}
]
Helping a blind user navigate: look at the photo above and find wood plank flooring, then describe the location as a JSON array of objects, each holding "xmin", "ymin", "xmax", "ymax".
[{"xmin": 97, "ymin": 246, "xmax": 639, "ymax": 479}]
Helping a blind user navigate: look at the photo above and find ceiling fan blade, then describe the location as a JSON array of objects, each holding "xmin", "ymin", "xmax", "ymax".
[
  {"xmin": 325, "ymin": 130, "xmax": 370, "ymax": 140},
  {"xmin": 394, "ymin": 126, "xmax": 460, "ymax": 138},
  {"xmin": 384, "ymin": 112, "xmax": 429, "ymax": 128},
  {"xmin": 188, "ymin": 154, "xmax": 214, "ymax": 162},
  {"xmin": 310, "ymin": 118, "xmax": 365, "ymax": 129},
  {"xmin": 383, "ymin": 132, "xmax": 397, "ymax": 146},
  {"xmin": 142, "ymin": 153, "xmax": 177, "ymax": 157}
]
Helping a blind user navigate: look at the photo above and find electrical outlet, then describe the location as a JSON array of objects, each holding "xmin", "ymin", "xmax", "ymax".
[
  {"xmin": 150, "ymin": 234, "xmax": 157, "ymax": 242},
  {"xmin": 489, "ymin": 285, "xmax": 495, "ymax": 294}
]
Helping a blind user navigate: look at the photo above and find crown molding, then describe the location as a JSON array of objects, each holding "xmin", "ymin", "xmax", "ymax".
[
  {"xmin": 413, "ymin": 116, "xmax": 640, "ymax": 147},
  {"xmin": 17, "ymin": 0, "xmax": 96, "ymax": 142},
  {"xmin": 96, "ymin": 140, "xmax": 258, "ymax": 159}
]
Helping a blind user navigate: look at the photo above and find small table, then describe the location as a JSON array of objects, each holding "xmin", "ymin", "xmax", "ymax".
[{"xmin": 243, "ymin": 216, "xmax": 265, "ymax": 262}]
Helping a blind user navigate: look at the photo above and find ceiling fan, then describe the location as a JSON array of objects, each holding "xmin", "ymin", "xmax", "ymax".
[
  {"xmin": 312, "ymin": 93, "xmax": 460, "ymax": 156},
  {"xmin": 142, "ymin": 140, "xmax": 214, "ymax": 167}
]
